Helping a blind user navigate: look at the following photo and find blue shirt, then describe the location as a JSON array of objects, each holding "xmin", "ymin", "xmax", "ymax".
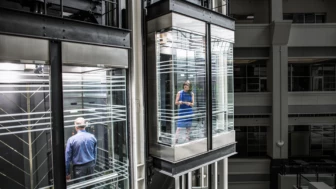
[{"xmin": 65, "ymin": 130, "xmax": 97, "ymax": 175}]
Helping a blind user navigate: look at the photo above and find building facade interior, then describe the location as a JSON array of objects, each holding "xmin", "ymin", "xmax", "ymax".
[{"xmin": 0, "ymin": 0, "xmax": 335, "ymax": 189}]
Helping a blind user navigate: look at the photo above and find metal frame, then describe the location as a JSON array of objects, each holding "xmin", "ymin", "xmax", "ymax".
[
  {"xmin": 50, "ymin": 40, "xmax": 66, "ymax": 189},
  {"xmin": 146, "ymin": 0, "xmax": 235, "ymax": 31},
  {"xmin": 0, "ymin": 3, "xmax": 133, "ymax": 188},
  {"xmin": 0, "ymin": 7, "xmax": 131, "ymax": 48},
  {"xmin": 206, "ymin": 23, "xmax": 213, "ymax": 151},
  {"xmin": 152, "ymin": 143, "xmax": 236, "ymax": 176}
]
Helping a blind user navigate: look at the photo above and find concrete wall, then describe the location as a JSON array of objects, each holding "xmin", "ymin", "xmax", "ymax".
[
  {"xmin": 235, "ymin": 24, "xmax": 336, "ymax": 48},
  {"xmin": 235, "ymin": 24, "xmax": 270, "ymax": 47},
  {"xmin": 230, "ymin": 0, "xmax": 270, "ymax": 23},
  {"xmin": 288, "ymin": 24, "xmax": 336, "ymax": 47},
  {"xmin": 229, "ymin": 158, "xmax": 271, "ymax": 189},
  {"xmin": 288, "ymin": 92, "xmax": 336, "ymax": 106}
]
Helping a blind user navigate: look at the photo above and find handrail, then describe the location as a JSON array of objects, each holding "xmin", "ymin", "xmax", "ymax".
[{"xmin": 67, "ymin": 172, "xmax": 118, "ymax": 189}]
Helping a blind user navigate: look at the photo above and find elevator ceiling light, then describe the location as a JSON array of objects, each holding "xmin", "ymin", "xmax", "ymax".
[{"xmin": 0, "ymin": 63, "xmax": 24, "ymax": 71}]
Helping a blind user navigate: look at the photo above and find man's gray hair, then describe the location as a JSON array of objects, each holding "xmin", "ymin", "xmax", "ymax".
[{"xmin": 74, "ymin": 117, "xmax": 86, "ymax": 128}]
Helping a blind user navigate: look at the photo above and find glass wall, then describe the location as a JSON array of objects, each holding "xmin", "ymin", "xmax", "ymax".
[
  {"xmin": 0, "ymin": 0, "xmax": 127, "ymax": 27},
  {"xmin": 234, "ymin": 61, "xmax": 267, "ymax": 92},
  {"xmin": 234, "ymin": 126, "xmax": 267, "ymax": 157},
  {"xmin": 288, "ymin": 63, "xmax": 336, "ymax": 91},
  {"xmin": 283, "ymin": 13, "xmax": 326, "ymax": 23},
  {"xmin": 156, "ymin": 28, "xmax": 207, "ymax": 146},
  {"xmin": 289, "ymin": 125, "xmax": 336, "ymax": 157},
  {"xmin": 0, "ymin": 63, "xmax": 53, "ymax": 189},
  {"xmin": 62, "ymin": 66, "xmax": 129, "ymax": 188},
  {"xmin": 211, "ymin": 25, "xmax": 234, "ymax": 143}
]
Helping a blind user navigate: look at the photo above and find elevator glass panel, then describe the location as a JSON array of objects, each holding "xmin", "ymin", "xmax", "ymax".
[
  {"xmin": 62, "ymin": 66, "xmax": 128, "ymax": 189},
  {"xmin": 211, "ymin": 25, "xmax": 234, "ymax": 145},
  {"xmin": 156, "ymin": 28, "xmax": 207, "ymax": 146},
  {"xmin": 0, "ymin": 63, "xmax": 53, "ymax": 189}
]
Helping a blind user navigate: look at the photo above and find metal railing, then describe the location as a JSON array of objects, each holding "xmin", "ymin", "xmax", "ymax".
[{"xmin": 279, "ymin": 159, "xmax": 336, "ymax": 189}]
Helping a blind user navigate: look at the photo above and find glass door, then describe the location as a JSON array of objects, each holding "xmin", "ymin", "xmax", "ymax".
[{"xmin": 62, "ymin": 66, "xmax": 129, "ymax": 189}]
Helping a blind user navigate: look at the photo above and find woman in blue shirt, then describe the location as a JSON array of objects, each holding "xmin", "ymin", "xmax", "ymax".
[{"xmin": 175, "ymin": 80, "xmax": 194, "ymax": 144}]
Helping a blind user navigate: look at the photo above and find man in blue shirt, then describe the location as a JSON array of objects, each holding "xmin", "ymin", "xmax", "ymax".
[{"xmin": 65, "ymin": 117, "xmax": 97, "ymax": 182}]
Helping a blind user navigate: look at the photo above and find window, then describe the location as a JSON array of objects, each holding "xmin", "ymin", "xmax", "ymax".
[
  {"xmin": 289, "ymin": 125, "xmax": 336, "ymax": 157},
  {"xmin": 234, "ymin": 60, "xmax": 267, "ymax": 92},
  {"xmin": 231, "ymin": 14, "xmax": 254, "ymax": 24},
  {"xmin": 234, "ymin": 126, "xmax": 267, "ymax": 157},
  {"xmin": 288, "ymin": 63, "xmax": 336, "ymax": 92},
  {"xmin": 283, "ymin": 13, "xmax": 326, "ymax": 23}
]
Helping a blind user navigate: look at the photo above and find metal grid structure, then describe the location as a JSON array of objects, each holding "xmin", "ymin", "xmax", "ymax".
[{"xmin": 0, "ymin": 67, "xmax": 52, "ymax": 189}]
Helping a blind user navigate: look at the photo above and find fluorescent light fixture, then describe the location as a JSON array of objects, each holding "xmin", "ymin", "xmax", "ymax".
[
  {"xmin": 70, "ymin": 110, "xmax": 78, "ymax": 114},
  {"xmin": 25, "ymin": 64, "xmax": 35, "ymax": 70},
  {"xmin": 247, "ymin": 15, "xmax": 254, "ymax": 19},
  {"xmin": 0, "ymin": 63, "xmax": 24, "ymax": 71},
  {"xmin": 63, "ymin": 12, "xmax": 73, "ymax": 17}
]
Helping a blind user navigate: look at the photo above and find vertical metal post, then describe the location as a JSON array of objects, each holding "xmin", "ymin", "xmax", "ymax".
[
  {"xmin": 27, "ymin": 90, "xmax": 34, "ymax": 189},
  {"xmin": 224, "ymin": 158, "xmax": 228, "ymax": 189},
  {"xmin": 182, "ymin": 174, "xmax": 186, "ymax": 189},
  {"xmin": 60, "ymin": 0, "xmax": 63, "ymax": 17},
  {"xmin": 208, "ymin": 0, "xmax": 213, "ymax": 9},
  {"xmin": 206, "ymin": 23, "xmax": 213, "ymax": 151},
  {"xmin": 201, "ymin": 167, "xmax": 205, "ymax": 187},
  {"xmin": 213, "ymin": 162, "xmax": 218, "ymax": 189},
  {"xmin": 188, "ymin": 172, "xmax": 192, "ymax": 189},
  {"xmin": 44, "ymin": 0, "xmax": 47, "ymax": 15},
  {"xmin": 208, "ymin": 165, "xmax": 212, "ymax": 189},
  {"xmin": 50, "ymin": 40, "xmax": 66, "ymax": 189},
  {"xmin": 117, "ymin": 0, "xmax": 121, "ymax": 28},
  {"xmin": 175, "ymin": 176, "xmax": 180, "ymax": 189}
]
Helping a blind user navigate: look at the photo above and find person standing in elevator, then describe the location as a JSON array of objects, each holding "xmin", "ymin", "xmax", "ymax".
[
  {"xmin": 65, "ymin": 117, "xmax": 97, "ymax": 182},
  {"xmin": 175, "ymin": 80, "xmax": 194, "ymax": 144}
]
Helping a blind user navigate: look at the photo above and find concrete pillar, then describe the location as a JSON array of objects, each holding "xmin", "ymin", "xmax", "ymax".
[
  {"xmin": 267, "ymin": 45, "xmax": 288, "ymax": 159},
  {"xmin": 129, "ymin": 0, "xmax": 146, "ymax": 189},
  {"xmin": 267, "ymin": 21, "xmax": 291, "ymax": 159},
  {"xmin": 270, "ymin": 0, "xmax": 283, "ymax": 22}
]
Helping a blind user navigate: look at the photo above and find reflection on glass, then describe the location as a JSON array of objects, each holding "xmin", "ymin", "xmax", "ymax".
[
  {"xmin": 63, "ymin": 67, "xmax": 128, "ymax": 189},
  {"xmin": 211, "ymin": 25, "xmax": 234, "ymax": 140},
  {"xmin": 0, "ymin": 63, "xmax": 53, "ymax": 189},
  {"xmin": 156, "ymin": 28, "xmax": 207, "ymax": 146}
]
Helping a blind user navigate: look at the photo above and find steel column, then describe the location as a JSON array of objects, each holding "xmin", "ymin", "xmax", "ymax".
[
  {"xmin": 181, "ymin": 174, "xmax": 186, "ymax": 189},
  {"xmin": 60, "ymin": 0, "xmax": 63, "ymax": 17},
  {"xmin": 206, "ymin": 23, "xmax": 213, "ymax": 151},
  {"xmin": 213, "ymin": 162, "xmax": 218, "ymax": 189},
  {"xmin": 188, "ymin": 172, "xmax": 192, "ymax": 189},
  {"xmin": 175, "ymin": 176, "xmax": 180, "ymax": 189},
  {"xmin": 224, "ymin": 158, "xmax": 228, "ymax": 189},
  {"xmin": 50, "ymin": 40, "xmax": 66, "ymax": 189}
]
